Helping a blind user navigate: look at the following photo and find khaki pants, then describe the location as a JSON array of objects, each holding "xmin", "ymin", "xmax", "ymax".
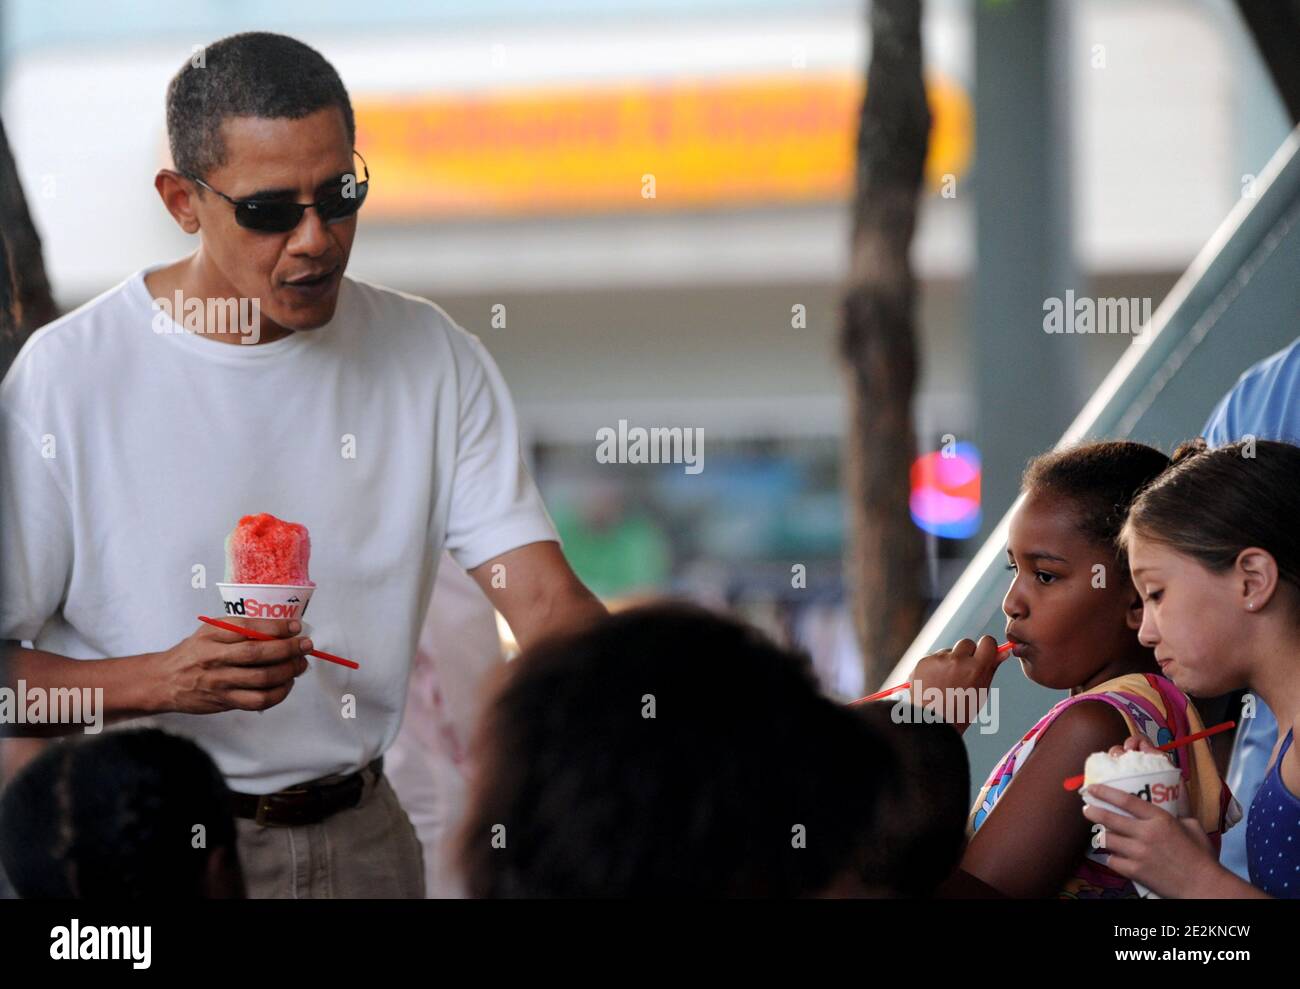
[{"xmin": 234, "ymin": 762, "xmax": 426, "ymax": 898}]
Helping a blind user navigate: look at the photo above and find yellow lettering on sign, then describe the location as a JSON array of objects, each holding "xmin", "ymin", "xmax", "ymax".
[{"xmin": 355, "ymin": 72, "xmax": 971, "ymax": 217}]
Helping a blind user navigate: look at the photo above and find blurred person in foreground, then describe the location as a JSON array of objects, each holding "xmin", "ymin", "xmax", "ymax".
[
  {"xmin": 0, "ymin": 728, "xmax": 244, "ymax": 898},
  {"xmin": 457, "ymin": 602, "xmax": 970, "ymax": 897}
]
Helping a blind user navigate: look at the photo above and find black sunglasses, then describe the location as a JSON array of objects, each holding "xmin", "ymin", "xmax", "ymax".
[{"xmin": 185, "ymin": 151, "xmax": 370, "ymax": 233}]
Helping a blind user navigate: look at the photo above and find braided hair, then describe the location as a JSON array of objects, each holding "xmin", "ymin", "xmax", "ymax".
[{"xmin": 0, "ymin": 729, "xmax": 239, "ymax": 898}]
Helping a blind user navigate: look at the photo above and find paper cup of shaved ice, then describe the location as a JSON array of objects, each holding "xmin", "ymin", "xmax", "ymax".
[
  {"xmin": 217, "ymin": 513, "xmax": 315, "ymax": 624},
  {"xmin": 1080, "ymin": 747, "xmax": 1188, "ymax": 898}
]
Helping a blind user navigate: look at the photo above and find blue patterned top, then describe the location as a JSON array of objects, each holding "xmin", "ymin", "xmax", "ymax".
[{"xmin": 1247, "ymin": 728, "xmax": 1300, "ymax": 897}]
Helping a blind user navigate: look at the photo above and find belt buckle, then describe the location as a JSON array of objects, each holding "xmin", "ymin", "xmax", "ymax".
[{"xmin": 255, "ymin": 786, "xmax": 310, "ymax": 827}]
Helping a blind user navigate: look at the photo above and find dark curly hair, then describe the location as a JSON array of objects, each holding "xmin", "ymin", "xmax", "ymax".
[
  {"xmin": 458, "ymin": 602, "xmax": 907, "ymax": 897},
  {"xmin": 1021, "ymin": 440, "xmax": 1172, "ymax": 569},
  {"xmin": 0, "ymin": 729, "xmax": 240, "ymax": 898}
]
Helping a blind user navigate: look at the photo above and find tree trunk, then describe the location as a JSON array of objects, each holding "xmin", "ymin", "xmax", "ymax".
[{"xmin": 839, "ymin": 0, "xmax": 929, "ymax": 690}]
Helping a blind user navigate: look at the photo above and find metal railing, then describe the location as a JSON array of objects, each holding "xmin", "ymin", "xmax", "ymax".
[{"xmin": 885, "ymin": 124, "xmax": 1300, "ymax": 785}]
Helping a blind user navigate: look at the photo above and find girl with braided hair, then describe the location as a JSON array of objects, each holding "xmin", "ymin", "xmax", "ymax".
[{"xmin": 0, "ymin": 728, "xmax": 244, "ymax": 898}]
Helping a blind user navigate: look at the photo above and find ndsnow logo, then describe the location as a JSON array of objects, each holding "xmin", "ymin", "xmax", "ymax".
[
  {"xmin": 1132, "ymin": 779, "xmax": 1182, "ymax": 807},
  {"xmin": 223, "ymin": 596, "xmax": 304, "ymax": 620},
  {"xmin": 50, "ymin": 919, "xmax": 151, "ymax": 969}
]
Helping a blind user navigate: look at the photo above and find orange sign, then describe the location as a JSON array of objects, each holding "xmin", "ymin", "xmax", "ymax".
[{"xmin": 354, "ymin": 72, "xmax": 971, "ymax": 218}]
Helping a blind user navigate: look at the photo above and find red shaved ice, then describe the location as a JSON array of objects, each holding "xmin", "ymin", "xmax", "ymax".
[{"xmin": 224, "ymin": 513, "xmax": 314, "ymax": 586}]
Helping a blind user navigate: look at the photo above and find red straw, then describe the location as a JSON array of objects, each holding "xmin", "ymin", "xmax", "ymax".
[
  {"xmin": 847, "ymin": 640, "xmax": 1015, "ymax": 706},
  {"xmin": 198, "ymin": 615, "xmax": 360, "ymax": 670},
  {"xmin": 1063, "ymin": 719, "xmax": 1236, "ymax": 791}
]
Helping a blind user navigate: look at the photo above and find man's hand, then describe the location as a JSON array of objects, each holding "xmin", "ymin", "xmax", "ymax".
[
  {"xmin": 906, "ymin": 635, "xmax": 1007, "ymax": 734},
  {"xmin": 149, "ymin": 618, "xmax": 311, "ymax": 714}
]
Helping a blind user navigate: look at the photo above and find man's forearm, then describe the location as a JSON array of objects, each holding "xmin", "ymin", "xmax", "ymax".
[
  {"xmin": 513, "ymin": 586, "xmax": 607, "ymax": 653},
  {"xmin": 2, "ymin": 645, "xmax": 163, "ymax": 736},
  {"xmin": 472, "ymin": 542, "xmax": 610, "ymax": 653}
]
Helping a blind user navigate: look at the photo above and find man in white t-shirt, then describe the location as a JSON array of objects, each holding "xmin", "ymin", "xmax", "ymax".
[{"xmin": 0, "ymin": 32, "xmax": 605, "ymax": 898}]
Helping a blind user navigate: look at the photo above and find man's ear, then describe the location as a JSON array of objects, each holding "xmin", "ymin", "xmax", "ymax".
[
  {"xmin": 1125, "ymin": 590, "xmax": 1144, "ymax": 631},
  {"xmin": 155, "ymin": 169, "xmax": 201, "ymax": 235}
]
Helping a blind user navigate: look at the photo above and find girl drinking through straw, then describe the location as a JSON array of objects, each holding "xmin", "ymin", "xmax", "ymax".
[
  {"xmin": 1083, "ymin": 438, "xmax": 1300, "ymax": 898},
  {"xmin": 928, "ymin": 441, "xmax": 1238, "ymax": 898}
]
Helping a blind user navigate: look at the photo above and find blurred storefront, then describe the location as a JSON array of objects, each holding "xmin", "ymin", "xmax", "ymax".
[{"xmin": 2, "ymin": 0, "xmax": 1288, "ymax": 695}]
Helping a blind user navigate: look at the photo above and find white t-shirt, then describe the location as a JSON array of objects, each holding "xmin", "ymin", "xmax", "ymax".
[{"xmin": 0, "ymin": 266, "xmax": 558, "ymax": 793}]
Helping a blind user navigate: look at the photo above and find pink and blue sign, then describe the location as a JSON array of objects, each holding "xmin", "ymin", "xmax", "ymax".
[{"xmin": 910, "ymin": 442, "xmax": 981, "ymax": 539}]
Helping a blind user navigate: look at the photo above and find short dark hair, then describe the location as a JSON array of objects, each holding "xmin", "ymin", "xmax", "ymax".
[
  {"xmin": 166, "ymin": 32, "xmax": 355, "ymax": 179},
  {"xmin": 1022, "ymin": 440, "xmax": 1171, "ymax": 569},
  {"xmin": 457, "ymin": 602, "xmax": 902, "ymax": 897},
  {"xmin": 0, "ymin": 729, "xmax": 240, "ymax": 898}
]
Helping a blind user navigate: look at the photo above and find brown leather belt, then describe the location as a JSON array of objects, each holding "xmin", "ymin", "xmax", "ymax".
[{"xmin": 230, "ymin": 757, "xmax": 383, "ymax": 827}]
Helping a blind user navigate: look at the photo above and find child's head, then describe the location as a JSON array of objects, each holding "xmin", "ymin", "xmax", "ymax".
[
  {"xmin": 1003, "ymin": 440, "xmax": 1171, "ymax": 689},
  {"xmin": 457, "ymin": 602, "xmax": 904, "ymax": 897},
  {"xmin": 0, "ymin": 729, "xmax": 244, "ymax": 898},
  {"xmin": 1120, "ymin": 438, "xmax": 1300, "ymax": 697}
]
